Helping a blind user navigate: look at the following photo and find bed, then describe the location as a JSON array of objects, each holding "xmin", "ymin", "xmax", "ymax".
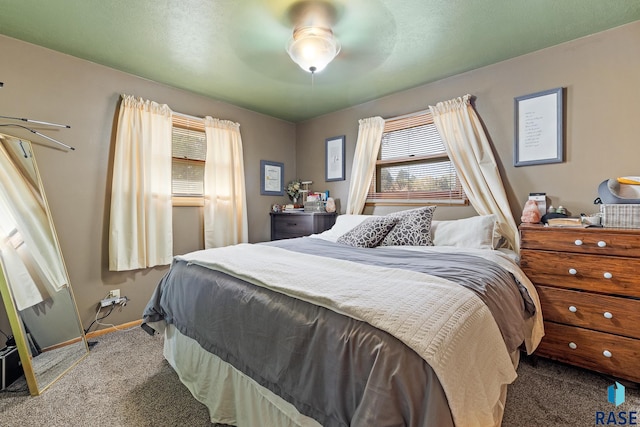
[{"xmin": 142, "ymin": 208, "xmax": 544, "ymax": 427}]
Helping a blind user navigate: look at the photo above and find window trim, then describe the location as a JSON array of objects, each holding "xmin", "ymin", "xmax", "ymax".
[{"xmin": 173, "ymin": 196, "xmax": 205, "ymax": 207}]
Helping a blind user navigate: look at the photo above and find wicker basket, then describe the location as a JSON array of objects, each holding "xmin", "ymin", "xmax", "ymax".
[{"xmin": 599, "ymin": 204, "xmax": 640, "ymax": 228}]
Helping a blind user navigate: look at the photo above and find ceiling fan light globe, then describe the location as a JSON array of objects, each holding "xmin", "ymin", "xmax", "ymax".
[{"xmin": 287, "ymin": 27, "xmax": 340, "ymax": 73}]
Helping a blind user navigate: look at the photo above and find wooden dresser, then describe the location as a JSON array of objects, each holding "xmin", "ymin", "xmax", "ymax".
[
  {"xmin": 519, "ymin": 223, "xmax": 640, "ymax": 383},
  {"xmin": 270, "ymin": 212, "xmax": 337, "ymax": 241}
]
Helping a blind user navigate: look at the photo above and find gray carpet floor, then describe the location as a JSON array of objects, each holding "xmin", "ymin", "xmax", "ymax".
[
  {"xmin": 29, "ymin": 340, "xmax": 89, "ymax": 394},
  {"xmin": 1, "ymin": 327, "xmax": 638, "ymax": 426}
]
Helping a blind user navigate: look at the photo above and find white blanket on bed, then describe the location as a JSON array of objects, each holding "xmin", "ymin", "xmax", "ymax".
[{"xmin": 178, "ymin": 244, "xmax": 519, "ymax": 427}]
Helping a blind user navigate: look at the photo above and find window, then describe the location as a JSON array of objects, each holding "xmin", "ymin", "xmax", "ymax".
[
  {"xmin": 366, "ymin": 110, "xmax": 467, "ymax": 206},
  {"xmin": 172, "ymin": 114, "xmax": 206, "ymax": 206}
]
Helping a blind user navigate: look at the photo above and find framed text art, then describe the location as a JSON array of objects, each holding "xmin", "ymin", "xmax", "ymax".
[
  {"xmin": 514, "ymin": 87, "xmax": 564, "ymax": 167},
  {"xmin": 260, "ymin": 160, "xmax": 284, "ymax": 196},
  {"xmin": 325, "ymin": 135, "xmax": 345, "ymax": 182}
]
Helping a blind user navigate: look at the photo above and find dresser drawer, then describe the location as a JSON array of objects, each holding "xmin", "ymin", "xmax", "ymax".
[
  {"xmin": 520, "ymin": 249, "xmax": 640, "ymax": 298},
  {"xmin": 521, "ymin": 225, "xmax": 640, "ymax": 257},
  {"xmin": 536, "ymin": 286, "xmax": 640, "ymax": 339},
  {"xmin": 536, "ymin": 322, "xmax": 640, "ymax": 383}
]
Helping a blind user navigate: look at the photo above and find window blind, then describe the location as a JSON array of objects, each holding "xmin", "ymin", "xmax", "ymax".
[
  {"xmin": 367, "ymin": 111, "xmax": 466, "ymax": 203},
  {"xmin": 171, "ymin": 115, "xmax": 206, "ymax": 196}
]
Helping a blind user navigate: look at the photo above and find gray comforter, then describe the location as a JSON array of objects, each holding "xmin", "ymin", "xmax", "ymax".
[{"xmin": 142, "ymin": 238, "xmax": 532, "ymax": 427}]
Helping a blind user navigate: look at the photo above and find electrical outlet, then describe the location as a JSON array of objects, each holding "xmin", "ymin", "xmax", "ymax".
[
  {"xmin": 100, "ymin": 296, "xmax": 118, "ymax": 307},
  {"xmin": 99, "ymin": 295, "xmax": 128, "ymax": 308},
  {"xmin": 108, "ymin": 289, "xmax": 120, "ymax": 299}
]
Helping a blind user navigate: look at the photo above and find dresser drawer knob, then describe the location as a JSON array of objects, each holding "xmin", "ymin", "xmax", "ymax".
[
  {"xmin": 574, "ymin": 239, "xmax": 583, "ymax": 246},
  {"xmin": 597, "ymin": 241, "xmax": 607, "ymax": 248},
  {"xmin": 603, "ymin": 311, "xmax": 613, "ymax": 319},
  {"xmin": 603, "ymin": 272, "xmax": 613, "ymax": 279},
  {"xmin": 568, "ymin": 268, "xmax": 577, "ymax": 275},
  {"xmin": 568, "ymin": 306, "xmax": 577, "ymax": 313},
  {"xmin": 603, "ymin": 350, "xmax": 612, "ymax": 358},
  {"xmin": 568, "ymin": 342, "xmax": 577, "ymax": 350}
]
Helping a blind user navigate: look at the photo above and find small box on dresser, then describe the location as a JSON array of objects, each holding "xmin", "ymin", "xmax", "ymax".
[
  {"xmin": 270, "ymin": 211, "xmax": 337, "ymax": 241},
  {"xmin": 519, "ymin": 223, "xmax": 640, "ymax": 383}
]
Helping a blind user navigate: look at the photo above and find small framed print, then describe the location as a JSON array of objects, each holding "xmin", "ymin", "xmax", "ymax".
[
  {"xmin": 260, "ymin": 160, "xmax": 284, "ymax": 196},
  {"xmin": 514, "ymin": 87, "xmax": 564, "ymax": 167},
  {"xmin": 325, "ymin": 135, "xmax": 345, "ymax": 182}
]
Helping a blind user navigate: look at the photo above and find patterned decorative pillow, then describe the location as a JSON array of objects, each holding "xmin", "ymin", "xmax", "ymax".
[
  {"xmin": 379, "ymin": 206, "xmax": 436, "ymax": 246},
  {"xmin": 337, "ymin": 216, "xmax": 400, "ymax": 248}
]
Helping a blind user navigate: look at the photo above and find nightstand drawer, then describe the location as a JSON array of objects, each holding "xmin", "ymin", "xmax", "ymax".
[
  {"xmin": 270, "ymin": 212, "xmax": 337, "ymax": 241},
  {"xmin": 536, "ymin": 322, "xmax": 640, "ymax": 383},
  {"xmin": 536, "ymin": 286, "xmax": 640, "ymax": 339},
  {"xmin": 521, "ymin": 225, "xmax": 640, "ymax": 257},
  {"xmin": 520, "ymin": 249, "xmax": 640, "ymax": 298},
  {"xmin": 272, "ymin": 214, "xmax": 314, "ymax": 238}
]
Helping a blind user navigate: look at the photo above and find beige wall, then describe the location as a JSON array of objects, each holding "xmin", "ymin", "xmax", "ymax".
[
  {"xmin": 1, "ymin": 21, "xmax": 639, "ymax": 334},
  {"xmin": 0, "ymin": 35, "xmax": 295, "ymax": 332},
  {"xmin": 296, "ymin": 21, "xmax": 640, "ymax": 221}
]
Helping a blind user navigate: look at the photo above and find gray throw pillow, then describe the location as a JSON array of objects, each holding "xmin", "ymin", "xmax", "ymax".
[
  {"xmin": 379, "ymin": 206, "xmax": 436, "ymax": 246},
  {"xmin": 337, "ymin": 216, "xmax": 400, "ymax": 248}
]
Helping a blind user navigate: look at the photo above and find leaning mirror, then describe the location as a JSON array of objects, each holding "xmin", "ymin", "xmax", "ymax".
[{"xmin": 0, "ymin": 132, "xmax": 88, "ymax": 395}]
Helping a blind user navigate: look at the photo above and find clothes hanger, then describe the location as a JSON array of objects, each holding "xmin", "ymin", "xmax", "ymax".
[
  {"xmin": 0, "ymin": 82, "xmax": 75, "ymax": 151},
  {"xmin": 0, "ymin": 122, "xmax": 75, "ymax": 151}
]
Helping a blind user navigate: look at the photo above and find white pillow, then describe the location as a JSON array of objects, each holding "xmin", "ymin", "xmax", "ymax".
[
  {"xmin": 431, "ymin": 215, "xmax": 499, "ymax": 249},
  {"xmin": 310, "ymin": 215, "xmax": 376, "ymax": 242}
]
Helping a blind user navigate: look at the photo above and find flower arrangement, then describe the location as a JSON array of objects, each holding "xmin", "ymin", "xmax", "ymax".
[{"xmin": 286, "ymin": 179, "xmax": 302, "ymax": 202}]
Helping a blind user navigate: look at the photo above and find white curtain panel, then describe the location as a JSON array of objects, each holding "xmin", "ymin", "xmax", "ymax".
[
  {"xmin": 0, "ymin": 228, "xmax": 43, "ymax": 311},
  {"xmin": 0, "ymin": 142, "xmax": 66, "ymax": 308},
  {"xmin": 0, "ymin": 182, "xmax": 44, "ymax": 310},
  {"xmin": 429, "ymin": 95, "xmax": 519, "ymax": 252},
  {"xmin": 109, "ymin": 95, "xmax": 173, "ymax": 271},
  {"xmin": 203, "ymin": 117, "xmax": 248, "ymax": 248},
  {"xmin": 345, "ymin": 116, "xmax": 385, "ymax": 214}
]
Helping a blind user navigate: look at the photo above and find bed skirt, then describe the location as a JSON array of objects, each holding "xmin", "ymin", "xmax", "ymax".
[
  {"xmin": 161, "ymin": 322, "xmax": 518, "ymax": 427},
  {"xmin": 163, "ymin": 322, "xmax": 322, "ymax": 427}
]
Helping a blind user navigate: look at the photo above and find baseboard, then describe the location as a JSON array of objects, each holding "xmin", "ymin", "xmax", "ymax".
[
  {"xmin": 42, "ymin": 336, "xmax": 83, "ymax": 352},
  {"xmin": 85, "ymin": 319, "xmax": 143, "ymax": 340}
]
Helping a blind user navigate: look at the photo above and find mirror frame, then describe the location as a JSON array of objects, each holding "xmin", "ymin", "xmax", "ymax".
[
  {"xmin": 0, "ymin": 270, "xmax": 38, "ymax": 391},
  {"xmin": 0, "ymin": 133, "xmax": 88, "ymax": 395}
]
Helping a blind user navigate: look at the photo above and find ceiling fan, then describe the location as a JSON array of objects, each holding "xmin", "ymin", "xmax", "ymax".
[{"xmin": 228, "ymin": 0, "xmax": 396, "ymax": 83}]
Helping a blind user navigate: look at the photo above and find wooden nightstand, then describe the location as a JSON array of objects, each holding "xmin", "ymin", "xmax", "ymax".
[
  {"xmin": 270, "ymin": 212, "xmax": 337, "ymax": 241},
  {"xmin": 519, "ymin": 223, "xmax": 640, "ymax": 383}
]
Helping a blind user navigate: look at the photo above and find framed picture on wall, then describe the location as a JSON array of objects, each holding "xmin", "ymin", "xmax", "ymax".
[
  {"xmin": 514, "ymin": 87, "xmax": 564, "ymax": 167},
  {"xmin": 260, "ymin": 160, "xmax": 284, "ymax": 195},
  {"xmin": 325, "ymin": 135, "xmax": 345, "ymax": 182}
]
